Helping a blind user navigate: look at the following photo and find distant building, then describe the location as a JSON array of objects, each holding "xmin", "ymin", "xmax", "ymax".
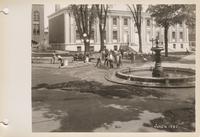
[
  {"xmin": 48, "ymin": 5, "xmax": 190, "ymax": 53},
  {"xmin": 188, "ymin": 26, "xmax": 196, "ymax": 51},
  {"xmin": 32, "ymin": 4, "xmax": 44, "ymax": 45}
]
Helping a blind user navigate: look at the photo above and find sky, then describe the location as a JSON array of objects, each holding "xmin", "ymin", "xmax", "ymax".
[
  {"xmin": 43, "ymin": 4, "xmax": 149, "ymax": 28},
  {"xmin": 43, "ymin": 3, "xmax": 69, "ymax": 28}
]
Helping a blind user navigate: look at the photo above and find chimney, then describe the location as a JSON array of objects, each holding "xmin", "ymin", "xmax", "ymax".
[{"xmin": 55, "ymin": 4, "xmax": 60, "ymax": 12}]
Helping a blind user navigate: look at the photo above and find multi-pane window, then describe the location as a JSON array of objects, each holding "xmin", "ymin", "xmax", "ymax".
[
  {"xmin": 173, "ymin": 44, "xmax": 176, "ymax": 49},
  {"xmin": 157, "ymin": 32, "xmax": 160, "ymax": 40},
  {"xmin": 124, "ymin": 18, "xmax": 128, "ymax": 25},
  {"xmin": 114, "ymin": 45, "xmax": 118, "ymax": 51},
  {"xmin": 180, "ymin": 32, "xmax": 183, "ymax": 39},
  {"xmin": 146, "ymin": 19, "xmax": 150, "ymax": 27},
  {"xmin": 181, "ymin": 44, "xmax": 184, "ymax": 48},
  {"xmin": 103, "ymin": 30, "xmax": 106, "ymax": 41},
  {"xmin": 90, "ymin": 30, "xmax": 94, "ymax": 40},
  {"xmin": 33, "ymin": 11, "xmax": 40, "ymax": 21},
  {"xmin": 113, "ymin": 17, "xmax": 117, "ymax": 25},
  {"xmin": 77, "ymin": 46, "xmax": 81, "ymax": 52},
  {"xmin": 76, "ymin": 30, "xmax": 80, "ymax": 40},
  {"xmin": 33, "ymin": 24, "xmax": 40, "ymax": 35},
  {"xmin": 147, "ymin": 31, "xmax": 151, "ymax": 42},
  {"xmin": 90, "ymin": 46, "xmax": 94, "ymax": 52},
  {"xmin": 113, "ymin": 30, "xmax": 118, "ymax": 40},
  {"xmin": 172, "ymin": 32, "xmax": 176, "ymax": 39},
  {"xmin": 179, "ymin": 22, "xmax": 183, "ymax": 27}
]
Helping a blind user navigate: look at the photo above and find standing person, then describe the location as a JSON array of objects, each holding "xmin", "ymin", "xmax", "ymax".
[
  {"xmin": 57, "ymin": 55, "xmax": 63, "ymax": 68},
  {"xmin": 119, "ymin": 52, "xmax": 122, "ymax": 67},
  {"xmin": 52, "ymin": 51, "xmax": 57, "ymax": 64},
  {"xmin": 104, "ymin": 49, "xmax": 109, "ymax": 67},
  {"xmin": 116, "ymin": 52, "xmax": 120, "ymax": 68},
  {"xmin": 102, "ymin": 48, "xmax": 106, "ymax": 60},
  {"xmin": 109, "ymin": 50, "xmax": 114, "ymax": 68},
  {"xmin": 95, "ymin": 51, "xmax": 102, "ymax": 67},
  {"xmin": 130, "ymin": 52, "xmax": 134, "ymax": 63},
  {"xmin": 120, "ymin": 48, "xmax": 124, "ymax": 59}
]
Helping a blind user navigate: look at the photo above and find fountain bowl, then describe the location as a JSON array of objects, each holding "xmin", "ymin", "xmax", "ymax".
[{"xmin": 105, "ymin": 67, "xmax": 195, "ymax": 88}]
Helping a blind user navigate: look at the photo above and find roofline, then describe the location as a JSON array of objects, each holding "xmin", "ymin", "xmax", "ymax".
[
  {"xmin": 48, "ymin": 6, "xmax": 150, "ymax": 19},
  {"xmin": 32, "ymin": 4, "xmax": 44, "ymax": 6},
  {"xmin": 48, "ymin": 7, "xmax": 69, "ymax": 19}
]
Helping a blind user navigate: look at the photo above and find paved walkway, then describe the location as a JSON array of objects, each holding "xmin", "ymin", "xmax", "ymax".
[{"xmin": 32, "ymin": 61, "xmax": 94, "ymax": 69}]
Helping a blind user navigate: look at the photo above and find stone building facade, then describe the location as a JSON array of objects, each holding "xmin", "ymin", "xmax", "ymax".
[
  {"xmin": 32, "ymin": 4, "xmax": 44, "ymax": 45},
  {"xmin": 48, "ymin": 5, "xmax": 190, "ymax": 53}
]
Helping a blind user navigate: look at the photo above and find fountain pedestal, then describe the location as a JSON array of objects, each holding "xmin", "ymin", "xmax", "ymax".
[{"xmin": 151, "ymin": 42, "xmax": 164, "ymax": 77}]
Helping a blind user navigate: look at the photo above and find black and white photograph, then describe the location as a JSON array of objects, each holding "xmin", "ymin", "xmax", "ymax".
[{"xmin": 31, "ymin": 4, "xmax": 196, "ymax": 132}]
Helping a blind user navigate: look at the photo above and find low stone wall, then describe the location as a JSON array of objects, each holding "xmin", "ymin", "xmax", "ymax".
[{"xmin": 32, "ymin": 56, "xmax": 74, "ymax": 64}]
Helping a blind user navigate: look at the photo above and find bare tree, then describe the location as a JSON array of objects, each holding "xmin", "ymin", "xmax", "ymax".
[
  {"xmin": 68, "ymin": 5, "xmax": 97, "ymax": 53},
  {"xmin": 95, "ymin": 4, "xmax": 109, "ymax": 51},
  {"xmin": 128, "ymin": 4, "xmax": 143, "ymax": 53}
]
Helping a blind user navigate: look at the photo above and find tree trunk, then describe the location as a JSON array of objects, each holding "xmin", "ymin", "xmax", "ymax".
[
  {"xmin": 84, "ymin": 40, "xmax": 90, "ymax": 54},
  {"xmin": 164, "ymin": 26, "xmax": 169, "ymax": 57},
  {"xmin": 99, "ymin": 24, "xmax": 105, "ymax": 52},
  {"xmin": 138, "ymin": 28, "xmax": 142, "ymax": 53}
]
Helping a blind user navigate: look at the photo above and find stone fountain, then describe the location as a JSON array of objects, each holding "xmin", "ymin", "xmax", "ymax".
[
  {"xmin": 151, "ymin": 38, "xmax": 164, "ymax": 77},
  {"xmin": 105, "ymin": 38, "xmax": 195, "ymax": 88}
]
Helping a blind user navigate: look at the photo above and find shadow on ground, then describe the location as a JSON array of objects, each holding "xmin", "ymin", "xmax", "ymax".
[
  {"xmin": 32, "ymin": 80, "xmax": 195, "ymax": 132},
  {"xmin": 144, "ymin": 107, "xmax": 195, "ymax": 132},
  {"xmin": 32, "ymin": 80, "xmax": 166, "ymax": 99}
]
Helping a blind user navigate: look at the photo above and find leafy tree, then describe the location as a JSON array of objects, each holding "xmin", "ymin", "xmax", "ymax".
[
  {"xmin": 147, "ymin": 5, "xmax": 190, "ymax": 57},
  {"xmin": 128, "ymin": 4, "xmax": 143, "ymax": 53},
  {"xmin": 95, "ymin": 4, "xmax": 109, "ymax": 51},
  {"xmin": 68, "ymin": 5, "xmax": 97, "ymax": 53},
  {"xmin": 180, "ymin": 4, "xmax": 195, "ymax": 28}
]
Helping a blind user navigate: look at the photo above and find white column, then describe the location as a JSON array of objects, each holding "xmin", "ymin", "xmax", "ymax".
[
  {"xmin": 176, "ymin": 24, "xmax": 178, "ymax": 43},
  {"xmin": 64, "ymin": 13, "xmax": 70, "ymax": 44},
  {"xmin": 128, "ymin": 18, "xmax": 131, "ymax": 44},
  {"xmin": 96, "ymin": 20, "xmax": 100, "ymax": 43},
  {"xmin": 185, "ymin": 26, "xmax": 189, "ymax": 42},
  {"xmin": 119, "ymin": 16, "xmax": 122, "ymax": 43},
  {"xmin": 106, "ymin": 16, "xmax": 109, "ymax": 43},
  {"xmin": 109, "ymin": 16, "xmax": 112, "ymax": 43}
]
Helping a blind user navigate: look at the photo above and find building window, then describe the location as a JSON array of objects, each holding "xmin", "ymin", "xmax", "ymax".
[
  {"xmin": 76, "ymin": 30, "xmax": 80, "ymax": 40},
  {"xmin": 77, "ymin": 46, "xmax": 81, "ymax": 52},
  {"xmin": 181, "ymin": 44, "xmax": 184, "ymax": 48},
  {"xmin": 114, "ymin": 45, "xmax": 118, "ymax": 51},
  {"xmin": 172, "ymin": 32, "xmax": 176, "ymax": 39},
  {"xmin": 173, "ymin": 44, "xmax": 176, "ymax": 49},
  {"xmin": 124, "ymin": 18, "xmax": 128, "ymax": 25},
  {"xmin": 103, "ymin": 30, "xmax": 106, "ymax": 41},
  {"xmin": 90, "ymin": 46, "xmax": 94, "ymax": 52},
  {"xmin": 113, "ymin": 17, "xmax": 117, "ymax": 25},
  {"xmin": 179, "ymin": 22, "xmax": 183, "ymax": 27},
  {"xmin": 157, "ymin": 32, "xmax": 160, "ymax": 40},
  {"xmin": 113, "ymin": 30, "xmax": 118, "ymax": 40},
  {"xmin": 90, "ymin": 30, "xmax": 94, "ymax": 40},
  {"xmin": 147, "ymin": 31, "xmax": 151, "ymax": 42},
  {"xmin": 134, "ymin": 23, "xmax": 137, "ymax": 33},
  {"xmin": 180, "ymin": 32, "xmax": 183, "ymax": 40},
  {"xmin": 33, "ymin": 24, "xmax": 40, "ymax": 35},
  {"xmin": 33, "ymin": 11, "xmax": 40, "ymax": 21},
  {"xmin": 146, "ymin": 19, "xmax": 150, "ymax": 27}
]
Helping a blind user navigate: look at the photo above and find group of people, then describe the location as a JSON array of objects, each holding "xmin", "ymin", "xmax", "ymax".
[{"xmin": 95, "ymin": 48, "xmax": 123, "ymax": 69}]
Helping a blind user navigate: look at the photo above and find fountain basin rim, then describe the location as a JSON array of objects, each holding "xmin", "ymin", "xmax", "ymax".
[
  {"xmin": 117, "ymin": 67, "xmax": 195, "ymax": 80},
  {"xmin": 115, "ymin": 67, "xmax": 195, "ymax": 85}
]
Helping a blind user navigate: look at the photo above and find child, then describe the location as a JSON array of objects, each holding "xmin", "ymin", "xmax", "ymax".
[
  {"xmin": 52, "ymin": 52, "xmax": 57, "ymax": 64},
  {"xmin": 57, "ymin": 55, "xmax": 63, "ymax": 68}
]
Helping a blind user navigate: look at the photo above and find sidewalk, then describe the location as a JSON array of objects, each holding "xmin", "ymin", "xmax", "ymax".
[{"xmin": 32, "ymin": 61, "xmax": 94, "ymax": 69}]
